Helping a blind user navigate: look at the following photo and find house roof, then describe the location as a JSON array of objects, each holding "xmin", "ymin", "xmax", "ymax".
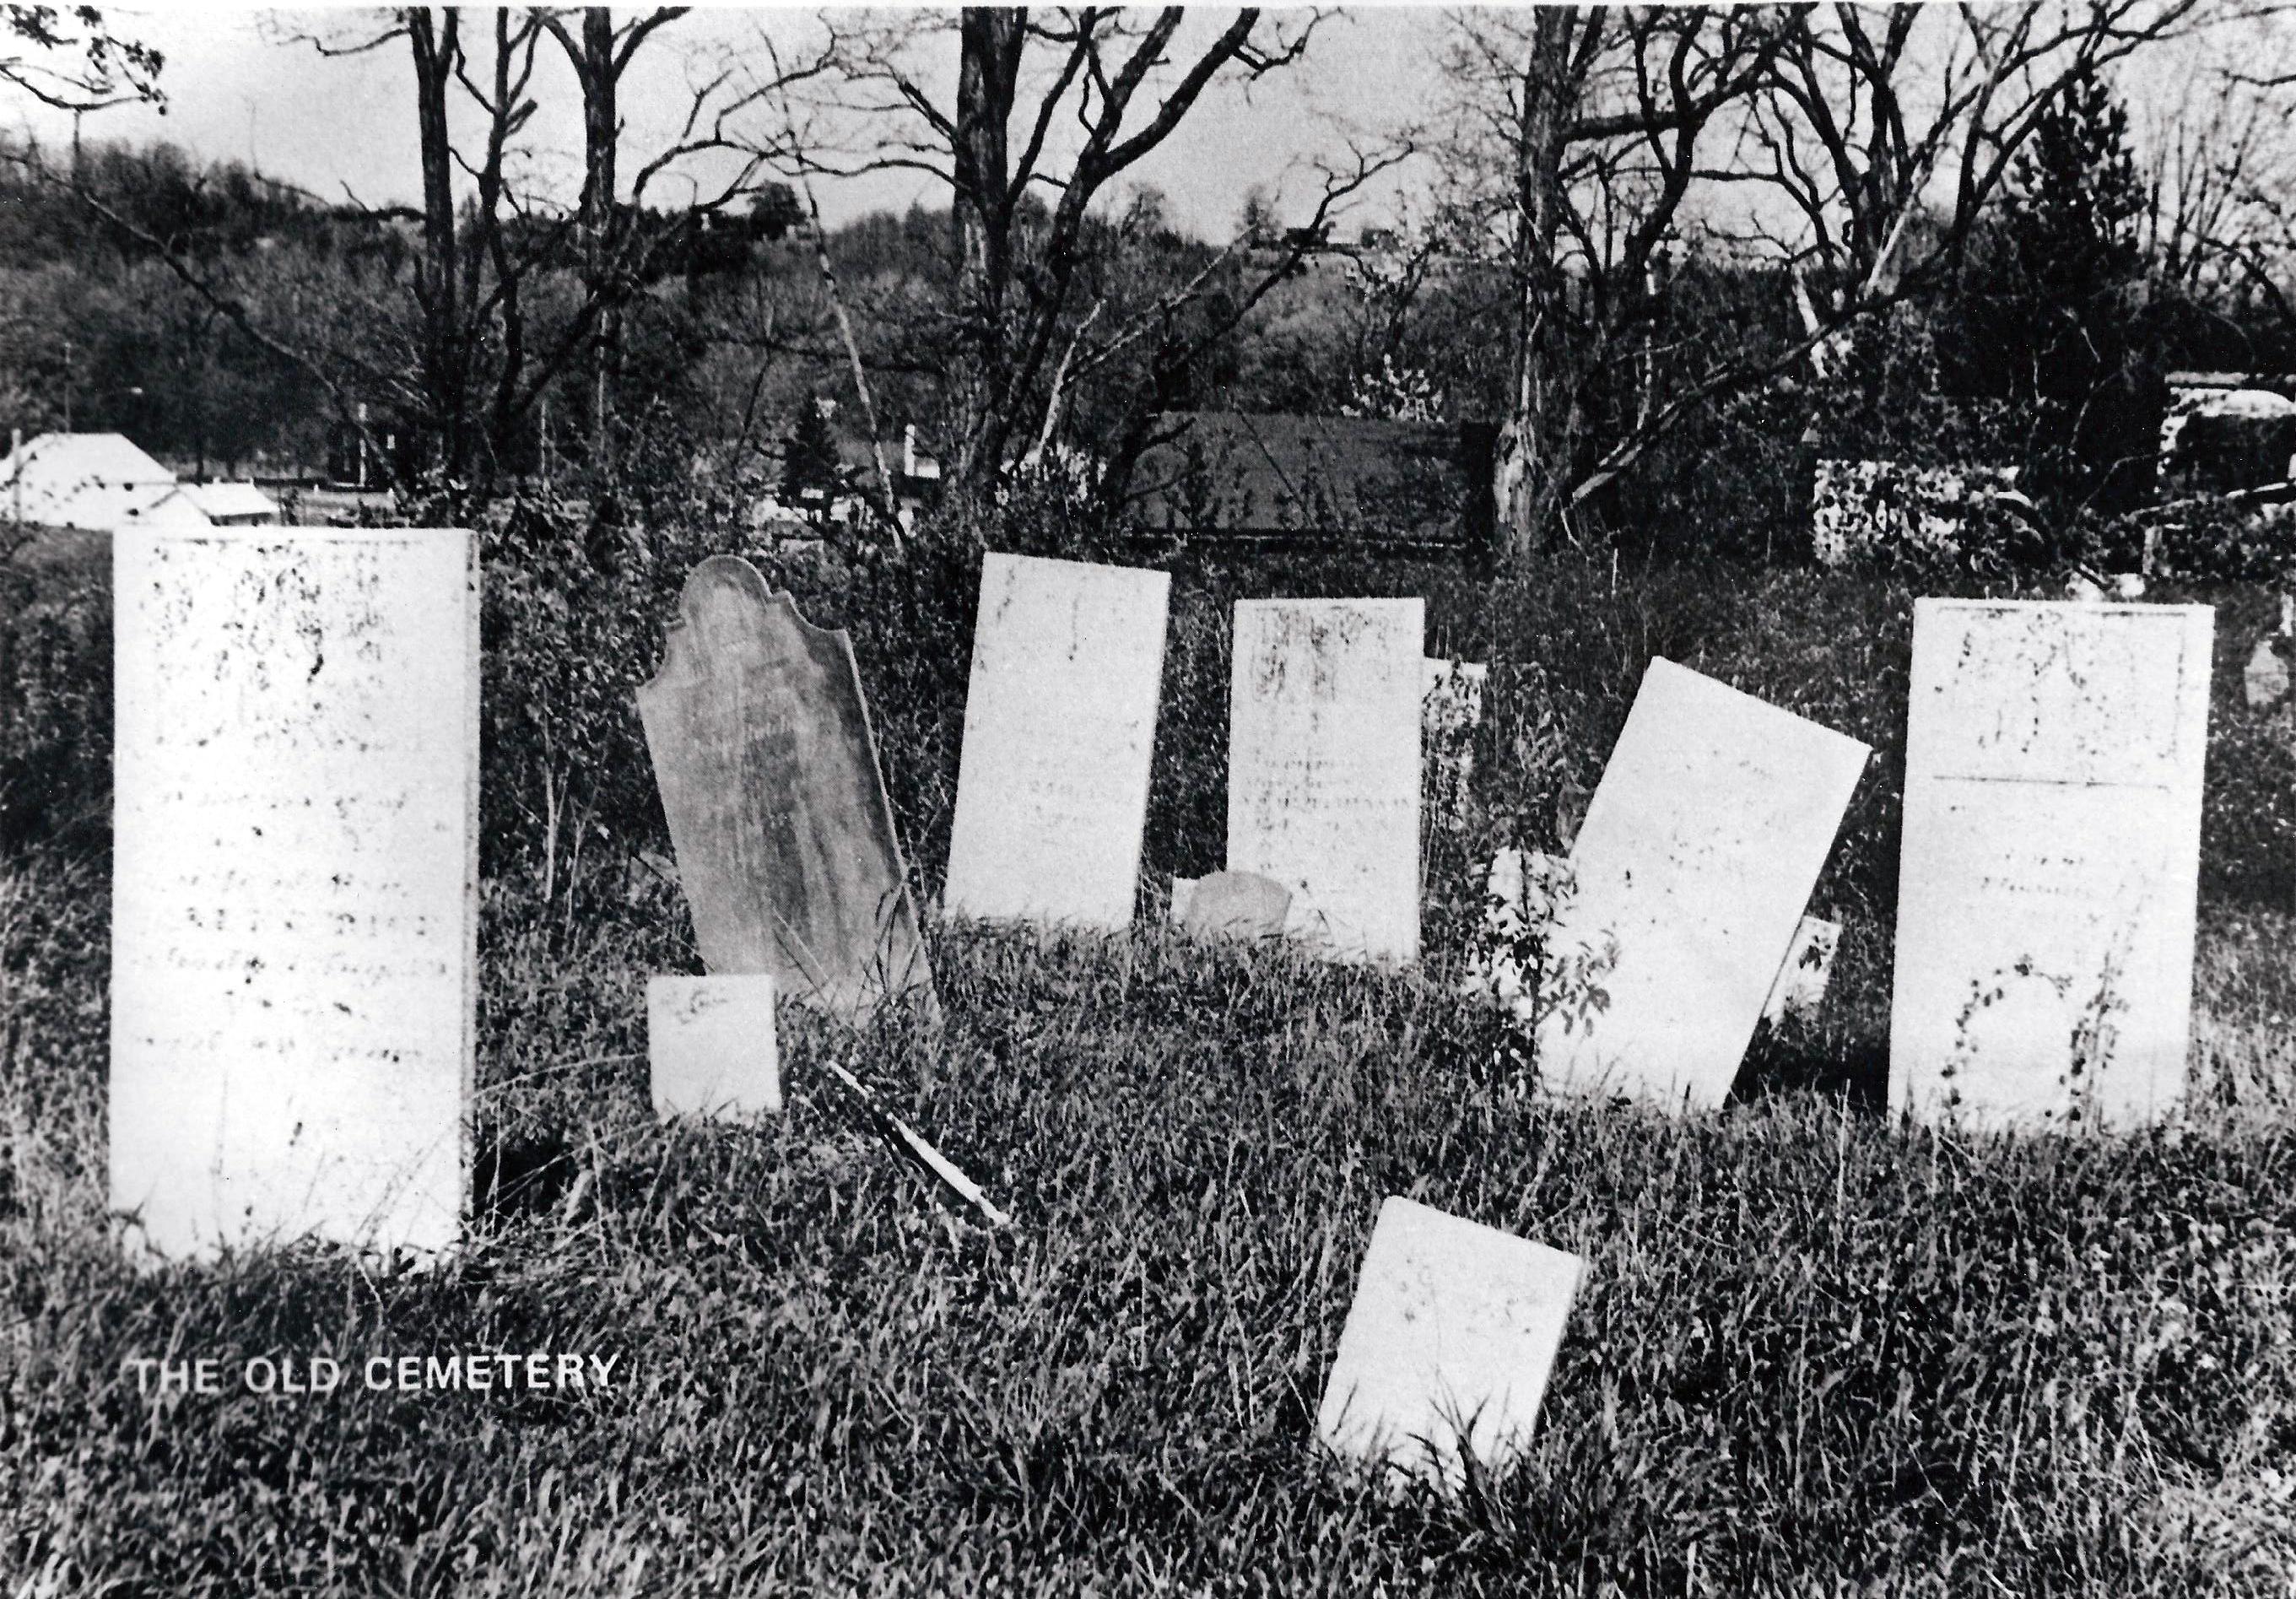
[
  {"xmin": 180, "ymin": 480, "xmax": 281, "ymax": 521},
  {"xmin": 1131, "ymin": 411, "xmax": 1493, "ymax": 548},
  {"xmin": 0, "ymin": 431, "xmax": 211, "ymax": 531}
]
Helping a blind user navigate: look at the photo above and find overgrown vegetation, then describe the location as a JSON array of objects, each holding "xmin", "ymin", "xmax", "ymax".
[{"xmin": 6, "ymin": 523, "xmax": 2295, "ymax": 1591}]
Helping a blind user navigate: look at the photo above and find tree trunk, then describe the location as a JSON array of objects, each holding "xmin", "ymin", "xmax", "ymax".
[
  {"xmin": 408, "ymin": 8, "xmax": 465, "ymax": 489},
  {"xmin": 1493, "ymin": 7, "xmax": 1584, "ymax": 561},
  {"xmin": 949, "ymin": 8, "xmax": 1024, "ymax": 499},
  {"xmin": 580, "ymin": 7, "xmax": 619, "ymax": 487}
]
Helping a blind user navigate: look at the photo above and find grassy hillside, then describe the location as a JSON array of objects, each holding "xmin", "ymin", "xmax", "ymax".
[{"xmin": 4, "ymin": 551, "xmax": 2294, "ymax": 1594}]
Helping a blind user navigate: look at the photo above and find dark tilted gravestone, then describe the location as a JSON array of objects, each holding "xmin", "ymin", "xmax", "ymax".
[{"xmin": 637, "ymin": 556, "xmax": 934, "ymax": 1021}]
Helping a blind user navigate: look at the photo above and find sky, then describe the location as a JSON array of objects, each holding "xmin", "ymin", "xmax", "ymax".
[{"xmin": 8, "ymin": 5, "xmax": 1456, "ymax": 240}]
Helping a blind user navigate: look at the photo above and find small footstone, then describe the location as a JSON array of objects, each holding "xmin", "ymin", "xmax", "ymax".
[
  {"xmin": 2245, "ymin": 637, "xmax": 2288, "ymax": 709},
  {"xmin": 1175, "ymin": 870, "xmax": 1291, "ymax": 940},
  {"xmin": 1318, "ymin": 1196, "xmax": 1584, "ymax": 1492},
  {"xmin": 648, "ymin": 975, "xmax": 781, "ymax": 1121}
]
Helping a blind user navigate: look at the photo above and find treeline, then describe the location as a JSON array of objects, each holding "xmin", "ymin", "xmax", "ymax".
[{"xmin": 8, "ymin": 42, "xmax": 2296, "ymax": 566}]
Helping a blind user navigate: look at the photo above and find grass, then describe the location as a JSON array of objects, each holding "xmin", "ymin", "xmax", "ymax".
[
  {"xmin": 3, "ymin": 552, "xmax": 2295, "ymax": 1593},
  {"xmin": 4, "ymin": 861, "xmax": 2294, "ymax": 1595}
]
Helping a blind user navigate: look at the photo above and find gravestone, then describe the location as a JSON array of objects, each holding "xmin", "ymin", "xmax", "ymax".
[
  {"xmin": 1229, "ymin": 598, "xmax": 1424, "ymax": 963},
  {"xmin": 1891, "ymin": 600, "xmax": 2212, "ymax": 1130},
  {"xmin": 2245, "ymin": 637, "xmax": 2288, "ymax": 709},
  {"xmin": 636, "ymin": 557, "xmax": 934, "ymax": 1021},
  {"xmin": 1318, "ymin": 1196, "xmax": 1584, "ymax": 1490},
  {"xmin": 648, "ymin": 975, "xmax": 781, "ymax": 1121},
  {"xmin": 1536, "ymin": 659, "xmax": 1869, "ymax": 1110},
  {"xmin": 1423, "ymin": 658, "xmax": 1487, "ymax": 830},
  {"xmin": 943, "ymin": 553, "xmax": 1170, "ymax": 930},
  {"xmin": 1761, "ymin": 916, "xmax": 1841, "ymax": 1024},
  {"xmin": 111, "ymin": 527, "xmax": 479, "ymax": 1261},
  {"xmin": 1170, "ymin": 870, "xmax": 1291, "ymax": 940}
]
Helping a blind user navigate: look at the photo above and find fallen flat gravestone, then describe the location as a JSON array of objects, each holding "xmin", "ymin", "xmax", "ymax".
[
  {"xmin": 1891, "ymin": 600, "xmax": 2212, "ymax": 1131},
  {"xmin": 636, "ymin": 557, "xmax": 934, "ymax": 1021},
  {"xmin": 1537, "ymin": 659, "xmax": 1869, "ymax": 1111},
  {"xmin": 1761, "ymin": 916, "xmax": 1842, "ymax": 1024},
  {"xmin": 1318, "ymin": 1196, "xmax": 1584, "ymax": 1491},
  {"xmin": 647, "ymin": 975, "xmax": 780, "ymax": 1120},
  {"xmin": 111, "ymin": 527, "xmax": 479, "ymax": 1262},
  {"xmin": 943, "ymin": 552, "xmax": 1170, "ymax": 930},
  {"xmin": 1169, "ymin": 869, "xmax": 1292, "ymax": 939},
  {"xmin": 1229, "ymin": 598, "xmax": 1424, "ymax": 963}
]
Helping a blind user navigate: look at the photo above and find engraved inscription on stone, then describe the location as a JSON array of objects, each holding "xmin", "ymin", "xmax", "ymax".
[
  {"xmin": 1891, "ymin": 600, "xmax": 2212, "ymax": 1131},
  {"xmin": 1228, "ymin": 598, "xmax": 1424, "ymax": 964},
  {"xmin": 110, "ymin": 527, "xmax": 479, "ymax": 1261},
  {"xmin": 943, "ymin": 552, "xmax": 1170, "ymax": 931},
  {"xmin": 1318, "ymin": 1196, "xmax": 1584, "ymax": 1491},
  {"xmin": 1537, "ymin": 659, "xmax": 1869, "ymax": 1111},
  {"xmin": 648, "ymin": 975, "xmax": 781, "ymax": 1121},
  {"xmin": 636, "ymin": 557, "xmax": 934, "ymax": 1021}
]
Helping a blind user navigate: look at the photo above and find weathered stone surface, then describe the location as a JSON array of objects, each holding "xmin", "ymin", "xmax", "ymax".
[
  {"xmin": 943, "ymin": 553, "xmax": 1170, "ymax": 931},
  {"xmin": 1762, "ymin": 916, "xmax": 1842, "ymax": 1024},
  {"xmin": 636, "ymin": 557, "xmax": 933, "ymax": 1020},
  {"xmin": 648, "ymin": 975, "xmax": 781, "ymax": 1121},
  {"xmin": 111, "ymin": 528, "xmax": 479, "ymax": 1261},
  {"xmin": 2245, "ymin": 637, "xmax": 2288, "ymax": 709},
  {"xmin": 1228, "ymin": 598, "xmax": 1423, "ymax": 964},
  {"xmin": 1537, "ymin": 658, "xmax": 1869, "ymax": 1111},
  {"xmin": 1318, "ymin": 1196, "xmax": 1584, "ymax": 1490},
  {"xmin": 1891, "ymin": 600, "xmax": 2212, "ymax": 1131},
  {"xmin": 1170, "ymin": 870, "xmax": 1291, "ymax": 940}
]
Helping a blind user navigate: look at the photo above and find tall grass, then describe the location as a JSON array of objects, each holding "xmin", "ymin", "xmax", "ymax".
[{"xmin": 4, "ymin": 543, "xmax": 2293, "ymax": 1593}]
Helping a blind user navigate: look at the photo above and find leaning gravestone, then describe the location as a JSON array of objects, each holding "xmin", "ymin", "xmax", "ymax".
[
  {"xmin": 1891, "ymin": 600, "xmax": 2212, "ymax": 1130},
  {"xmin": 636, "ymin": 557, "xmax": 934, "ymax": 1020},
  {"xmin": 943, "ymin": 553, "xmax": 1170, "ymax": 931},
  {"xmin": 1318, "ymin": 1196, "xmax": 1584, "ymax": 1491},
  {"xmin": 1229, "ymin": 598, "xmax": 1424, "ymax": 964},
  {"xmin": 1537, "ymin": 659, "xmax": 1869, "ymax": 1111},
  {"xmin": 111, "ymin": 527, "xmax": 479, "ymax": 1261},
  {"xmin": 648, "ymin": 975, "xmax": 780, "ymax": 1121}
]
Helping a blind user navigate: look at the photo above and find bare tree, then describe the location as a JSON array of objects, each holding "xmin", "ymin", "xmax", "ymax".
[
  {"xmin": 789, "ymin": 7, "xmax": 1330, "ymax": 510},
  {"xmin": 1458, "ymin": 0, "xmax": 2202, "ymax": 560},
  {"xmin": 2, "ymin": 4, "xmax": 161, "ymax": 111}
]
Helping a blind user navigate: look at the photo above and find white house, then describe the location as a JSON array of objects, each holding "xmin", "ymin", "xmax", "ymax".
[{"xmin": 1, "ymin": 431, "xmax": 283, "ymax": 531}]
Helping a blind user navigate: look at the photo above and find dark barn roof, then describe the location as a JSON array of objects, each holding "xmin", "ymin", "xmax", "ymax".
[{"xmin": 1131, "ymin": 411, "xmax": 1494, "ymax": 552}]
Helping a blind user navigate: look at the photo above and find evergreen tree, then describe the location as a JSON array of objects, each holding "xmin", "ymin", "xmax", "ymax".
[
  {"xmin": 781, "ymin": 397, "xmax": 841, "ymax": 512},
  {"xmin": 1956, "ymin": 67, "xmax": 2156, "ymax": 516}
]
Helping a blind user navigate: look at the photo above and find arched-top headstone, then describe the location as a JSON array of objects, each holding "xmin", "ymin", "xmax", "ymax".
[{"xmin": 636, "ymin": 557, "xmax": 934, "ymax": 1021}]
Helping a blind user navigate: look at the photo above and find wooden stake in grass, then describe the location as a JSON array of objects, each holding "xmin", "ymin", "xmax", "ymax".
[{"xmin": 824, "ymin": 1061, "xmax": 1014, "ymax": 1231}]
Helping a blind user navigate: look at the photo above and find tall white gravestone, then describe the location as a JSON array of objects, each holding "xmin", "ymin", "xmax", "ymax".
[
  {"xmin": 1537, "ymin": 659, "xmax": 1869, "ymax": 1110},
  {"xmin": 943, "ymin": 553, "xmax": 1170, "ymax": 930},
  {"xmin": 111, "ymin": 528, "xmax": 479, "ymax": 1261},
  {"xmin": 1228, "ymin": 598, "xmax": 1424, "ymax": 963},
  {"xmin": 1891, "ymin": 600, "xmax": 2212, "ymax": 1131}
]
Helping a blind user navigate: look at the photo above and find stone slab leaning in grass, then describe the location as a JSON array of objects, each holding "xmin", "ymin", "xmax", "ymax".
[
  {"xmin": 1318, "ymin": 1196, "xmax": 1584, "ymax": 1492},
  {"xmin": 1536, "ymin": 658, "xmax": 1870, "ymax": 1112},
  {"xmin": 943, "ymin": 552, "xmax": 1170, "ymax": 932},
  {"xmin": 1228, "ymin": 597, "xmax": 1424, "ymax": 964},
  {"xmin": 1890, "ymin": 599, "xmax": 2212, "ymax": 1132},
  {"xmin": 647, "ymin": 975, "xmax": 780, "ymax": 1121},
  {"xmin": 636, "ymin": 556, "xmax": 934, "ymax": 1022},
  {"xmin": 111, "ymin": 527, "xmax": 479, "ymax": 1262}
]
